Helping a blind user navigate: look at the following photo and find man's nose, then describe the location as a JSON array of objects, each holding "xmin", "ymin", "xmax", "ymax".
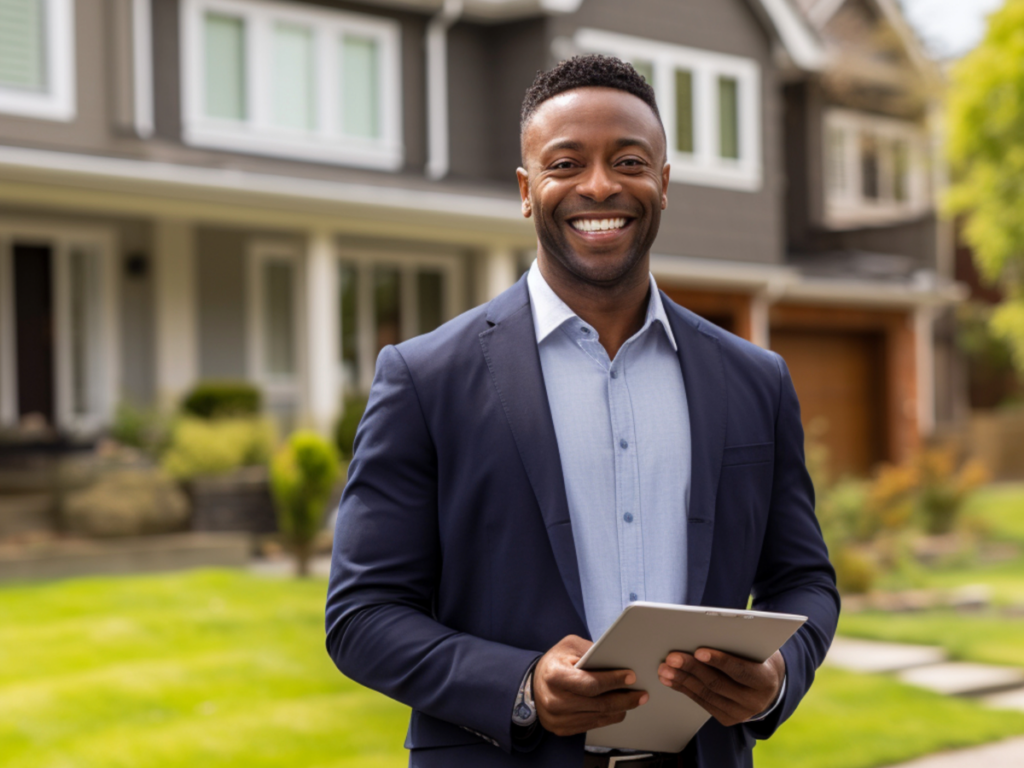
[{"xmin": 576, "ymin": 164, "xmax": 622, "ymax": 202}]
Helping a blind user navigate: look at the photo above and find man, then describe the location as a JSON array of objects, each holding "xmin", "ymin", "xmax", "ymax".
[{"xmin": 326, "ymin": 55, "xmax": 839, "ymax": 768}]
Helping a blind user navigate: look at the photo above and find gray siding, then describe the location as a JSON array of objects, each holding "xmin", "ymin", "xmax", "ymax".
[
  {"xmin": 196, "ymin": 228, "xmax": 248, "ymax": 381},
  {"xmin": 548, "ymin": 0, "xmax": 785, "ymax": 264}
]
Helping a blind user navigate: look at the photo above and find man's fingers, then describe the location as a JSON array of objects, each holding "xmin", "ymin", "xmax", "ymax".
[
  {"xmin": 693, "ymin": 648, "xmax": 762, "ymax": 687},
  {"xmin": 661, "ymin": 656, "xmax": 745, "ymax": 702},
  {"xmin": 556, "ymin": 666, "xmax": 638, "ymax": 698},
  {"xmin": 671, "ymin": 680, "xmax": 744, "ymax": 727}
]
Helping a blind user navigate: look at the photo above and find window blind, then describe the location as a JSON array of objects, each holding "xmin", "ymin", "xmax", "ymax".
[
  {"xmin": 204, "ymin": 13, "xmax": 246, "ymax": 120},
  {"xmin": 341, "ymin": 35, "xmax": 379, "ymax": 138},
  {"xmin": 272, "ymin": 22, "xmax": 315, "ymax": 130},
  {"xmin": 0, "ymin": 0, "xmax": 47, "ymax": 91}
]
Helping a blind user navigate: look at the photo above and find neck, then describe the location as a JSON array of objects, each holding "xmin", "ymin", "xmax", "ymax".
[{"xmin": 537, "ymin": 251, "xmax": 651, "ymax": 360}]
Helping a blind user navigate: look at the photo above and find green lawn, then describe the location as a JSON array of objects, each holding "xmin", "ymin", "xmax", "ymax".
[{"xmin": 4, "ymin": 570, "xmax": 1024, "ymax": 768}]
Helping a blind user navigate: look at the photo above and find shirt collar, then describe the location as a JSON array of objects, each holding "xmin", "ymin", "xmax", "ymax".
[{"xmin": 526, "ymin": 259, "xmax": 678, "ymax": 351}]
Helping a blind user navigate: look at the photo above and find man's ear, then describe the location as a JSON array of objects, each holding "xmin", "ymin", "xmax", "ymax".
[
  {"xmin": 661, "ymin": 163, "xmax": 671, "ymax": 210},
  {"xmin": 516, "ymin": 167, "xmax": 532, "ymax": 218}
]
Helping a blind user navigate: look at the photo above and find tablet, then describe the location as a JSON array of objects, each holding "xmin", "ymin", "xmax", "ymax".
[{"xmin": 575, "ymin": 601, "xmax": 806, "ymax": 753}]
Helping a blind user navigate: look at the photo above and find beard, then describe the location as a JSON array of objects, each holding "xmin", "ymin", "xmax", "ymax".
[{"xmin": 534, "ymin": 200, "xmax": 660, "ymax": 289}]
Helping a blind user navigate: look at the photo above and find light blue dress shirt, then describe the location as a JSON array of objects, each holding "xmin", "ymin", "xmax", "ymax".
[{"xmin": 527, "ymin": 262, "xmax": 691, "ymax": 642}]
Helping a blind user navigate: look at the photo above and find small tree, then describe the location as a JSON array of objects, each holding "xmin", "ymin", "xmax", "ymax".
[
  {"xmin": 270, "ymin": 431, "xmax": 340, "ymax": 577},
  {"xmin": 946, "ymin": 0, "xmax": 1024, "ymax": 373}
]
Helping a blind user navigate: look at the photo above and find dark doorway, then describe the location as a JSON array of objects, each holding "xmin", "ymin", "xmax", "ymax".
[{"xmin": 13, "ymin": 244, "xmax": 55, "ymax": 426}]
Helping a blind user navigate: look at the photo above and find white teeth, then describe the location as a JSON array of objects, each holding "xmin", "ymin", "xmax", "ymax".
[{"xmin": 570, "ymin": 218, "xmax": 628, "ymax": 233}]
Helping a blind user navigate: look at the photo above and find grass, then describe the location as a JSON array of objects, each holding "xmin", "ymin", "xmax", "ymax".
[
  {"xmin": 756, "ymin": 667, "xmax": 1024, "ymax": 768},
  {"xmin": 4, "ymin": 568, "xmax": 1024, "ymax": 768},
  {"xmin": 0, "ymin": 570, "xmax": 410, "ymax": 768}
]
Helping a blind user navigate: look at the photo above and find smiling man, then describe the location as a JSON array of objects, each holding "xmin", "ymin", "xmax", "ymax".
[{"xmin": 326, "ymin": 56, "xmax": 839, "ymax": 768}]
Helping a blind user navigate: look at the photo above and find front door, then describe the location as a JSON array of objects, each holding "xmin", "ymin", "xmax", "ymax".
[{"xmin": 13, "ymin": 244, "xmax": 55, "ymax": 427}]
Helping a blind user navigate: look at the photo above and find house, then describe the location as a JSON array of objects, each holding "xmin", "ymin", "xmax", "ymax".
[{"xmin": 0, "ymin": 0, "xmax": 960, "ymax": 476}]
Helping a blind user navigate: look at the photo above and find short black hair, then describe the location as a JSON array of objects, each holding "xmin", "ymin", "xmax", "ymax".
[{"xmin": 520, "ymin": 54, "xmax": 661, "ymax": 132}]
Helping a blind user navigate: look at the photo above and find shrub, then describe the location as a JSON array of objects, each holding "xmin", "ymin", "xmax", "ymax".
[
  {"xmin": 182, "ymin": 381, "xmax": 262, "ymax": 420},
  {"xmin": 110, "ymin": 402, "xmax": 169, "ymax": 455},
  {"xmin": 270, "ymin": 431, "xmax": 340, "ymax": 576},
  {"xmin": 161, "ymin": 417, "xmax": 277, "ymax": 481},
  {"xmin": 334, "ymin": 395, "xmax": 369, "ymax": 460},
  {"xmin": 833, "ymin": 547, "xmax": 878, "ymax": 595}
]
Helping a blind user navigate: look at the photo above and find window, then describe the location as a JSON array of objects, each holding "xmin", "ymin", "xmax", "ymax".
[
  {"xmin": 576, "ymin": 28, "xmax": 762, "ymax": 191},
  {"xmin": 0, "ymin": 0, "xmax": 75, "ymax": 121},
  {"xmin": 248, "ymin": 242, "xmax": 301, "ymax": 398},
  {"xmin": 824, "ymin": 109, "xmax": 929, "ymax": 226},
  {"xmin": 182, "ymin": 0, "xmax": 402, "ymax": 170},
  {"xmin": 337, "ymin": 253, "xmax": 461, "ymax": 392}
]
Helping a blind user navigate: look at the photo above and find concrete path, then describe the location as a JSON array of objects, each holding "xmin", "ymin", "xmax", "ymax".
[{"xmin": 875, "ymin": 736, "xmax": 1024, "ymax": 768}]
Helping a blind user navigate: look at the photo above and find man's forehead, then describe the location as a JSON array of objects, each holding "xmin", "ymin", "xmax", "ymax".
[{"xmin": 522, "ymin": 86, "xmax": 665, "ymax": 158}]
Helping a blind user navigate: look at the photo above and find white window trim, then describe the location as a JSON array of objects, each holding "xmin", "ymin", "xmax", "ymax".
[
  {"xmin": 824, "ymin": 108, "xmax": 932, "ymax": 229},
  {"xmin": 247, "ymin": 239, "xmax": 305, "ymax": 402},
  {"xmin": 337, "ymin": 249, "xmax": 463, "ymax": 393},
  {"xmin": 0, "ymin": 221, "xmax": 119, "ymax": 434},
  {"xmin": 574, "ymin": 28, "xmax": 762, "ymax": 193},
  {"xmin": 0, "ymin": 0, "xmax": 76, "ymax": 122},
  {"xmin": 180, "ymin": 0, "xmax": 403, "ymax": 170}
]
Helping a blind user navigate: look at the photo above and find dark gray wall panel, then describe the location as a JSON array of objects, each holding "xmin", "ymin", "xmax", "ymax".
[
  {"xmin": 119, "ymin": 220, "xmax": 156, "ymax": 407},
  {"xmin": 196, "ymin": 228, "xmax": 247, "ymax": 381}
]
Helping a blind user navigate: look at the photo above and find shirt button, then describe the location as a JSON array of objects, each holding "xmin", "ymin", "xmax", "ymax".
[
  {"xmin": 629, "ymin": 592, "xmax": 638, "ymax": 602},
  {"xmin": 619, "ymin": 439, "xmax": 628, "ymax": 450},
  {"xmin": 580, "ymin": 326, "xmax": 590, "ymax": 334},
  {"xmin": 623, "ymin": 512, "xmax": 634, "ymax": 523},
  {"xmin": 610, "ymin": 370, "xmax": 617, "ymax": 379}
]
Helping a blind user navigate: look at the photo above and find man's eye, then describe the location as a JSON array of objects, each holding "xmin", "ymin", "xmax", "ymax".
[
  {"xmin": 550, "ymin": 160, "xmax": 576, "ymax": 170},
  {"xmin": 617, "ymin": 158, "xmax": 644, "ymax": 168}
]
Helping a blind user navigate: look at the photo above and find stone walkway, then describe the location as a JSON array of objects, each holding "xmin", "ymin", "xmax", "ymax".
[{"xmin": 826, "ymin": 637, "xmax": 1024, "ymax": 766}]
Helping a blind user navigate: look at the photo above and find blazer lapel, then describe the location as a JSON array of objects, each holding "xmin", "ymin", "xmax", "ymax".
[
  {"xmin": 664, "ymin": 296, "xmax": 728, "ymax": 607},
  {"xmin": 479, "ymin": 280, "xmax": 588, "ymax": 631}
]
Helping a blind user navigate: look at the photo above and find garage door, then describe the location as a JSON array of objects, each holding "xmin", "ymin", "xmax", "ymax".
[{"xmin": 771, "ymin": 329, "xmax": 887, "ymax": 478}]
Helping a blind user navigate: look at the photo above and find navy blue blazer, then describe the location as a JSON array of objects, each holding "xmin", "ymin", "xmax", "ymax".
[{"xmin": 326, "ymin": 276, "xmax": 839, "ymax": 768}]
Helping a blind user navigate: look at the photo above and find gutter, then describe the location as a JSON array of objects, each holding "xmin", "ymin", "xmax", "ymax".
[{"xmin": 425, "ymin": 0, "xmax": 464, "ymax": 181}]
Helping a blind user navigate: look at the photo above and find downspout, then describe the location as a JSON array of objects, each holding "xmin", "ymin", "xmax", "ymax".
[{"xmin": 426, "ymin": 0, "xmax": 464, "ymax": 180}]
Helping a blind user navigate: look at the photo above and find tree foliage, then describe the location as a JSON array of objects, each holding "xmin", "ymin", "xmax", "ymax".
[{"xmin": 946, "ymin": 0, "xmax": 1024, "ymax": 372}]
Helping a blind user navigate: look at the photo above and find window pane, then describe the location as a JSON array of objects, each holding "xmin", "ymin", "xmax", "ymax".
[
  {"xmin": 204, "ymin": 13, "xmax": 246, "ymax": 120},
  {"xmin": 718, "ymin": 76, "xmax": 739, "ymax": 160},
  {"xmin": 861, "ymin": 134, "xmax": 880, "ymax": 200},
  {"xmin": 374, "ymin": 266, "xmax": 401, "ymax": 351},
  {"xmin": 632, "ymin": 59, "xmax": 654, "ymax": 86},
  {"xmin": 341, "ymin": 35, "xmax": 380, "ymax": 138},
  {"xmin": 826, "ymin": 126, "xmax": 847, "ymax": 195},
  {"xmin": 272, "ymin": 22, "xmax": 315, "ymax": 130},
  {"xmin": 263, "ymin": 261, "xmax": 295, "ymax": 376},
  {"xmin": 675, "ymin": 69, "xmax": 693, "ymax": 154},
  {"xmin": 893, "ymin": 140, "xmax": 910, "ymax": 202},
  {"xmin": 0, "ymin": 0, "xmax": 46, "ymax": 91},
  {"xmin": 417, "ymin": 270, "xmax": 444, "ymax": 335},
  {"xmin": 339, "ymin": 261, "xmax": 359, "ymax": 389}
]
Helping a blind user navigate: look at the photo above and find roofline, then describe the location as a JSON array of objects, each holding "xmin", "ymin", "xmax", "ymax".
[{"xmin": 754, "ymin": 0, "xmax": 829, "ymax": 72}]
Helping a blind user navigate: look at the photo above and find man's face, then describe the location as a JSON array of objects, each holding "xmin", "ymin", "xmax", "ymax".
[{"xmin": 517, "ymin": 87, "xmax": 670, "ymax": 287}]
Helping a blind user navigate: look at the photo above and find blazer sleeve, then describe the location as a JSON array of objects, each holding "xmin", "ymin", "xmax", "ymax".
[
  {"xmin": 324, "ymin": 345, "xmax": 540, "ymax": 754},
  {"xmin": 742, "ymin": 353, "xmax": 841, "ymax": 741}
]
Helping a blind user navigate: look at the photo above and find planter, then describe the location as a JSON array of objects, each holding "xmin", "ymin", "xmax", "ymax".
[{"xmin": 185, "ymin": 466, "xmax": 277, "ymax": 534}]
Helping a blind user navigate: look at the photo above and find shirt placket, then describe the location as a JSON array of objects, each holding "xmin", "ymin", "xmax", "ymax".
[{"xmin": 608, "ymin": 342, "xmax": 644, "ymax": 610}]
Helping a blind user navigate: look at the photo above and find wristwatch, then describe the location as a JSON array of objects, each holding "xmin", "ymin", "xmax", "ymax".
[{"xmin": 512, "ymin": 665, "xmax": 538, "ymax": 726}]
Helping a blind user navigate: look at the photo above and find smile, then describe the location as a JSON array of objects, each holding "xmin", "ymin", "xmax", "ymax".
[{"xmin": 568, "ymin": 217, "xmax": 630, "ymax": 233}]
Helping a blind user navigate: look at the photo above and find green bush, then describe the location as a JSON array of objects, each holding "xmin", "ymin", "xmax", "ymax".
[
  {"xmin": 333, "ymin": 395, "xmax": 369, "ymax": 460},
  {"xmin": 182, "ymin": 381, "xmax": 262, "ymax": 419},
  {"xmin": 161, "ymin": 417, "xmax": 277, "ymax": 480},
  {"xmin": 110, "ymin": 402, "xmax": 169, "ymax": 455},
  {"xmin": 271, "ymin": 431, "xmax": 340, "ymax": 576}
]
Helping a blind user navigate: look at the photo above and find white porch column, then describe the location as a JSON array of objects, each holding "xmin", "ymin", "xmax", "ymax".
[
  {"xmin": 914, "ymin": 306, "xmax": 937, "ymax": 437},
  {"xmin": 305, "ymin": 229, "xmax": 338, "ymax": 436},
  {"xmin": 153, "ymin": 219, "xmax": 197, "ymax": 411},
  {"xmin": 750, "ymin": 291, "xmax": 771, "ymax": 349},
  {"xmin": 476, "ymin": 246, "xmax": 519, "ymax": 304}
]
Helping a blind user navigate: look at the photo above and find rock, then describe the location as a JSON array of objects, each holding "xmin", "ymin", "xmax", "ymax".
[
  {"xmin": 949, "ymin": 584, "xmax": 992, "ymax": 612},
  {"xmin": 63, "ymin": 468, "xmax": 190, "ymax": 537}
]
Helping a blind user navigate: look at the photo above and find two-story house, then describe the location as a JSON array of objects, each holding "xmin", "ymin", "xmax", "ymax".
[{"xmin": 0, "ymin": 0, "xmax": 959, "ymax": 477}]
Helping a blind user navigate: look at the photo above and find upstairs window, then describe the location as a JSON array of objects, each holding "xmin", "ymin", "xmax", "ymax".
[
  {"xmin": 577, "ymin": 29, "xmax": 762, "ymax": 192},
  {"xmin": 0, "ymin": 0, "xmax": 75, "ymax": 120},
  {"xmin": 182, "ymin": 0, "xmax": 402, "ymax": 170},
  {"xmin": 824, "ymin": 109, "xmax": 929, "ymax": 227}
]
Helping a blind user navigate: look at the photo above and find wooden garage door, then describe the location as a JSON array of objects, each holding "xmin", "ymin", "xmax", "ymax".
[{"xmin": 771, "ymin": 329, "xmax": 887, "ymax": 478}]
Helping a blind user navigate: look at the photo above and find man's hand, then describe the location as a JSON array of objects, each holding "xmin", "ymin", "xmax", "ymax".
[
  {"xmin": 533, "ymin": 635, "xmax": 649, "ymax": 737},
  {"xmin": 658, "ymin": 648, "xmax": 786, "ymax": 727}
]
